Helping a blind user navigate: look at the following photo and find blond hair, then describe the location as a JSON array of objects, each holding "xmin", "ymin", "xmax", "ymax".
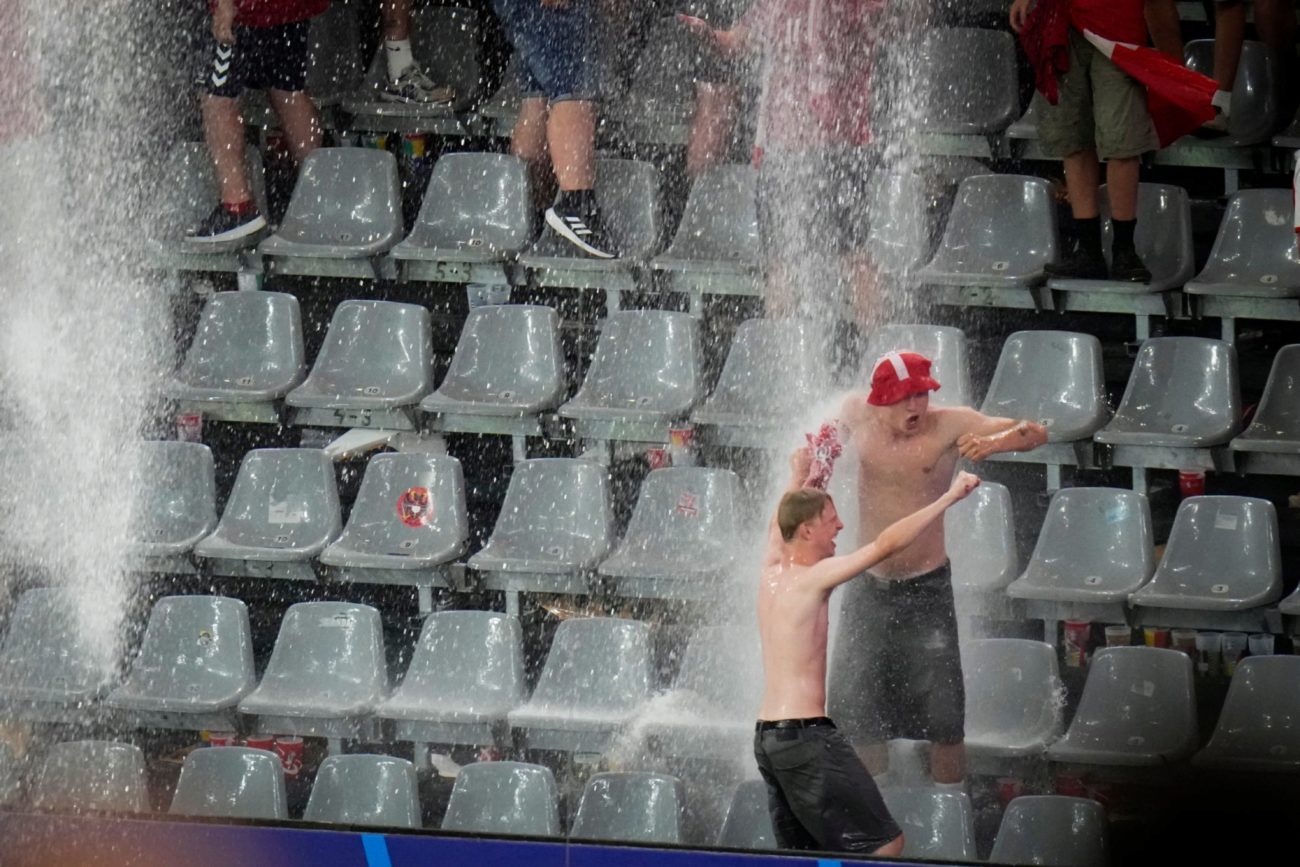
[{"xmin": 778, "ymin": 489, "xmax": 832, "ymax": 542}]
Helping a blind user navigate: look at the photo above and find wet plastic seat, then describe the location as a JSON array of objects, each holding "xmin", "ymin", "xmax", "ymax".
[
  {"xmin": 865, "ymin": 172, "xmax": 933, "ymax": 277},
  {"xmin": 1007, "ymin": 92, "xmax": 1046, "ymax": 139},
  {"xmin": 0, "ymin": 743, "xmax": 18, "ymax": 806},
  {"xmin": 881, "ymin": 788, "xmax": 977, "ymax": 861},
  {"xmin": 946, "ymin": 482, "xmax": 1017, "ymax": 616},
  {"xmin": 1194, "ymin": 656, "xmax": 1300, "ymax": 771},
  {"xmin": 507, "ymin": 617, "xmax": 652, "ymax": 753},
  {"xmin": 29, "ymin": 741, "xmax": 149, "ymax": 813},
  {"xmin": 651, "ymin": 164, "xmax": 760, "ymax": 281},
  {"xmin": 716, "ymin": 779, "xmax": 776, "ymax": 849},
  {"xmin": 990, "ymin": 796, "xmax": 1109, "ymax": 867},
  {"xmin": 237, "ymin": 602, "xmax": 388, "ymax": 739},
  {"xmin": 1232, "ymin": 345, "xmax": 1300, "ymax": 468},
  {"xmin": 377, "ymin": 611, "xmax": 524, "ymax": 747},
  {"xmin": 105, "ymin": 595, "xmax": 255, "ymax": 731},
  {"xmin": 1186, "ymin": 190, "xmax": 1300, "ymax": 298},
  {"xmin": 862, "ymin": 323, "xmax": 972, "ymax": 407},
  {"xmin": 154, "ymin": 142, "xmax": 269, "ymax": 255},
  {"xmin": 303, "ymin": 755, "xmax": 421, "ymax": 828},
  {"xmin": 125, "ymin": 441, "xmax": 217, "ymax": 570},
  {"xmin": 1183, "ymin": 40, "xmax": 1277, "ymax": 147},
  {"xmin": 170, "ymin": 747, "xmax": 287, "ymax": 820},
  {"xmin": 597, "ymin": 467, "xmax": 741, "ymax": 599},
  {"xmin": 981, "ymin": 330, "xmax": 1109, "ymax": 442},
  {"xmin": 962, "ymin": 639, "xmax": 1064, "ymax": 759},
  {"xmin": 441, "ymin": 761, "xmax": 561, "ymax": 836},
  {"xmin": 570, "ymin": 772, "xmax": 685, "ymax": 844},
  {"xmin": 193, "ymin": 448, "xmax": 341, "ymax": 581},
  {"xmin": 1045, "ymin": 647, "xmax": 1198, "ymax": 766},
  {"xmin": 914, "ymin": 28, "xmax": 1018, "ymax": 135}
]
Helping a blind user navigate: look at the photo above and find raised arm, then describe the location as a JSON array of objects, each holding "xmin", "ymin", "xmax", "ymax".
[
  {"xmin": 951, "ymin": 406, "xmax": 1049, "ymax": 462},
  {"xmin": 763, "ymin": 446, "xmax": 814, "ymax": 569}
]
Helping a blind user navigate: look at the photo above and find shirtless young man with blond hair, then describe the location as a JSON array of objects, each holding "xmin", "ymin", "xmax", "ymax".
[
  {"xmin": 829, "ymin": 351, "xmax": 1048, "ymax": 785},
  {"xmin": 754, "ymin": 445, "xmax": 980, "ymax": 854}
]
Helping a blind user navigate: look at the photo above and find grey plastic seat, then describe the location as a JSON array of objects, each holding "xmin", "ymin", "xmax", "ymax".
[
  {"xmin": 1187, "ymin": 190, "xmax": 1300, "ymax": 298},
  {"xmin": 258, "ymin": 148, "xmax": 402, "ymax": 261},
  {"xmin": 319, "ymin": 453, "xmax": 467, "ymax": 583},
  {"xmin": 441, "ymin": 761, "xmax": 561, "ymax": 836},
  {"xmin": 377, "ymin": 611, "xmax": 524, "ymax": 747},
  {"xmin": 861, "ymin": 324, "xmax": 972, "ymax": 407},
  {"xmin": 0, "ymin": 587, "xmax": 117, "ymax": 721},
  {"xmin": 0, "ymin": 742, "xmax": 18, "ymax": 806},
  {"xmin": 559, "ymin": 311, "xmax": 701, "ymax": 440},
  {"xmin": 468, "ymin": 459, "xmax": 612, "ymax": 595},
  {"xmin": 30, "ymin": 741, "xmax": 149, "ymax": 813},
  {"xmin": 303, "ymin": 755, "xmax": 420, "ymax": 828},
  {"xmin": 881, "ymin": 788, "xmax": 977, "ymax": 861},
  {"xmin": 1095, "ymin": 338, "xmax": 1241, "ymax": 448},
  {"xmin": 1048, "ymin": 184, "xmax": 1195, "ymax": 294},
  {"xmin": 420, "ymin": 305, "xmax": 565, "ymax": 429},
  {"xmin": 918, "ymin": 174, "xmax": 1058, "ymax": 288},
  {"xmin": 865, "ymin": 172, "xmax": 932, "ymax": 276},
  {"xmin": 946, "ymin": 481, "xmax": 1017, "ymax": 595},
  {"xmin": 1194, "ymin": 656, "xmax": 1300, "ymax": 772},
  {"xmin": 990, "ymin": 796, "xmax": 1109, "ymax": 867},
  {"xmin": 344, "ymin": 4, "xmax": 483, "ymax": 116},
  {"xmin": 1046, "ymin": 647, "xmax": 1198, "ymax": 766},
  {"xmin": 1183, "ymin": 40, "xmax": 1277, "ymax": 147},
  {"xmin": 981, "ymin": 331, "xmax": 1109, "ymax": 441},
  {"xmin": 1007, "ymin": 92, "xmax": 1046, "ymax": 139},
  {"xmin": 238, "ymin": 602, "xmax": 388, "ymax": 739},
  {"xmin": 193, "ymin": 448, "xmax": 341, "ymax": 581},
  {"xmin": 1233, "ymin": 344, "xmax": 1300, "ymax": 455},
  {"xmin": 105, "ymin": 595, "xmax": 255, "ymax": 731},
  {"xmin": 914, "ymin": 28, "xmax": 1018, "ymax": 135},
  {"xmin": 598, "ymin": 467, "xmax": 741, "ymax": 599},
  {"xmin": 570, "ymin": 772, "xmax": 685, "ymax": 844},
  {"xmin": 125, "ymin": 441, "xmax": 217, "ymax": 567},
  {"xmin": 652, "ymin": 164, "xmax": 760, "ymax": 276},
  {"xmin": 717, "ymin": 779, "xmax": 776, "ymax": 849},
  {"xmin": 155, "ymin": 142, "xmax": 268, "ymax": 254},
  {"xmin": 962, "ymin": 639, "xmax": 1064, "ymax": 759},
  {"xmin": 508, "ymin": 617, "xmax": 652, "ymax": 753},
  {"xmin": 170, "ymin": 747, "xmax": 287, "ymax": 820}
]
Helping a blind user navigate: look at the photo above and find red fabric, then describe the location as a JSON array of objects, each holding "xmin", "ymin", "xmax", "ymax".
[
  {"xmin": 1069, "ymin": 0, "xmax": 1148, "ymax": 45},
  {"xmin": 0, "ymin": 0, "xmax": 43, "ymax": 142},
  {"xmin": 210, "ymin": 0, "xmax": 328, "ymax": 28},
  {"xmin": 867, "ymin": 351, "xmax": 941, "ymax": 406},
  {"xmin": 804, "ymin": 423, "xmax": 843, "ymax": 490},
  {"xmin": 1091, "ymin": 33, "xmax": 1217, "ymax": 147},
  {"xmin": 1017, "ymin": 0, "xmax": 1072, "ymax": 104}
]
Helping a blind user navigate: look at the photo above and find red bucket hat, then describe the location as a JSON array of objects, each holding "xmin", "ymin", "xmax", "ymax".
[{"xmin": 867, "ymin": 351, "xmax": 941, "ymax": 406}]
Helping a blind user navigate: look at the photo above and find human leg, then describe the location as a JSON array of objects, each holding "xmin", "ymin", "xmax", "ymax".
[
  {"xmin": 379, "ymin": 0, "xmax": 453, "ymax": 103},
  {"xmin": 687, "ymin": 82, "xmax": 739, "ymax": 180},
  {"xmin": 268, "ymin": 89, "xmax": 322, "ymax": 162}
]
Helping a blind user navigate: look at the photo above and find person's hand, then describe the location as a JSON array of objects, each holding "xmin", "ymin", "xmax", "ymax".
[
  {"xmin": 213, "ymin": 0, "xmax": 236, "ymax": 45},
  {"xmin": 1009, "ymin": 0, "xmax": 1032, "ymax": 32},
  {"xmin": 957, "ymin": 432, "xmax": 999, "ymax": 462},
  {"xmin": 947, "ymin": 471, "xmax": 981, "ymax": 501},
  {"xmin": 790, "ymin": 445, "xmax": 813, "ymax": 486}
]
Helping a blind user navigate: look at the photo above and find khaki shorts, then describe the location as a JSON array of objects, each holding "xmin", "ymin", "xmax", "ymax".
[{"xmin": 1037, "ymin": 29, "xmax": 1159, "ymax": 161}]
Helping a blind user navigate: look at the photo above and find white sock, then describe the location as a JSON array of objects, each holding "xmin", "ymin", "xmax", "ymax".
[
  {"xmin": 1212, "ymin": 89, "xmax": 1233, "ymax": 115},
  {"xmin": 934, "ymin": 780, "xmax": 967, "ymax": 795},
  {"xmin": 385, "ymin": 39, "xmax": 415, "ymax": 79}
]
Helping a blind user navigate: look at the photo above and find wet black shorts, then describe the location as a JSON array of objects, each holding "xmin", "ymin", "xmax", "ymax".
[
  {"xmin": 827, "ymin": 561, "xmax": 966, "ymax": 745},
  {"xmin": 199, "ymin": 21, "xmax": 311, "ymax": 98},
  {"xmin": 753, "ymin": 719, "xmax": 901, "ymax": 853}
]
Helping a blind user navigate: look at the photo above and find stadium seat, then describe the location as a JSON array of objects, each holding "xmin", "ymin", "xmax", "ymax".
[
  {"xmin": 193, "ymin": 448, "xmax": 341, "ymax": 581},
  {"xmin": 597, "ymin": 467, "xmax": 741, "ymax": 599},
  {"xmin": 1007, "ymin": 92, "xmax": 1045, "ymax": 140},
  {"xmin": 946, "ymin": 482, "xmax": 1018, "ymax": 615},
  {"xmin": 1186, "ymin": 190, "xmax": 1300, "ymax": 299},
  {"xmin": 238, "ymin": 602, "xmax": 388, "ymax": 740},
  {"xmin": 651, "ymin": 164, "xmax": 760, "ymax": 292},
  {"xmin": 1045, "ymin": 647, "xmax": 1198, "ymax": 766},
  {"xmin": 440, "ymin": 761, "xmax": 561, "ymax": 836},
  {"xmin": 1194, "ymin": 656, "xmax": 1300, "ymax": 772},
  {"xmin": 881, "ymin": 788, "xmax": 977, "ymax": 861},
  {"xmin": 981, "ymin": 330, "xmax": 1109, "ymax": 445},
  {"xmin": 170, "ymin": 747, "xmax": 287, "ymax": 820},
  {"xmin": 164, "ymin": 290, "xmax": 307, "ymax": 424},
  {"xmin": 918, "ymin": 174, "xmax": 1058, "ymax": 289},
  {"xmin": 105, "ymin": 595, "xmax": 255, "ymax": 732},
  {"xmin": 508, "ymin": 617, "xmax": 652, "ymax": 753},
  {"xmin": 302, "ymin": 755, "xmax": 421, "ymax": 829},
  {"xmin": 963, "ymin": 639, "xmax": 1064, "ymax": 761},
  {"xmin": 0, "ymin": 743, "xmax": 18, "ymax": 806},
  {"xmin": 559, "ymin": 311, "xmax": 701, "ymax": 442},
  {"xmin": 990, "ymin": 796, "xmax": 1109, "ymax": 867},
  {"xmin": 570, "ymin": 772, "xmax": 685, "ymax": 844},
  {"xmin": 377, "ymin": 611, "xmax": 524, "ymax": 748},
  {"xmin": 862, "ymin": 323, "xmax": 972, "ymax": 407},
  {"xmin": 1183, "ymin": 40, "xmax": 1277, "ymax": 147},
  {"xmin": 29, "ymin": 741, "xmax": 149, "ymax": 813},
  {"xmin": 716, "ymin": 779, "xmax": 776, "ymax": 849},
  {"xmin": 420, "ymin": 305, "xmax": 565, "ymax": 436},
  {"xmin": 125, "ymin": 441, "xmax": 217, "ymax": 572},
  {"xmin": 1231, "ymin": 345, "xmax": 1300, "ymax": 474},
  {"xmin": 865, "ymin": 171, "xmax": 933, "ymax": 277},
  {"xmin": 286, "ymin": 300, "xmax": 432, "ymax": 430},
  {"xmin": 913, "ymin": 28, "xmax": 1019, "ymax": 136},
  {"xmin": 155, "ymin": 142, "xmax": 268, "ymax": 256},
  {"xmin": 468, "ymin": 459, "xmax": 613, "ymax": 598}
]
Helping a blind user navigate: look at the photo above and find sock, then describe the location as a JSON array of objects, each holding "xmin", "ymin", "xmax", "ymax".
[
  {"xmin": 934, "ymin": 781, "xmax": 967, "ymax": 795},
  {"xmin": 385, "ymin": 39, "xmax": 415, "ymax": 79},
  {"xmin": 1075, "ymin": 215, "xmax": 1103, "ymax": 258},
  {"xmin": 557, "ymin": 188, "xmax": 597, "ymax": 215},
  {"xmin": 1212, "ymin": 88, "xmax": 1232, "ymax": 115},
  {"xmin": 223, "ymin": 199, "xmax": 256, "ymax": 216},
  {"xmin": 1112, "ymin": 218, "xmax": 1137, "ymax": 254}
]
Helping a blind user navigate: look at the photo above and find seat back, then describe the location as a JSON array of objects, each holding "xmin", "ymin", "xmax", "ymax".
[
  {"xmin": 528, "ymin": 618, "xmax": 652, "ymax": 714},
  {"xmin": 716, "ymin": 779, "xmax": 775, "ymax": 849},
  {"xmin": 570, "ymin": 772, "xmax": 684, "ymax": 844},
  {"xmin": 882, "ymin": 788, "xmax": 977, "ymax": 861},
  {"xmin": 1192, "ymin": 190, "xmax": 1300, "ymax": 292},
  {"xmin": 395, "ymin": 611, "xmax": 524, "ymax": 708},
  {"xmin": 303, "ymin": 754, "xmax": 421, "ymax": 828},
  {"xmin": 405, "ymin": 153, "xmax": 534, "ymax": 255},
  {"xmin": 116, "ymin": 595, "xmax": 254, "ymax": 706},
  {"xmin": 432, "ymin": 305, "xmax": 564, "ymax": 410},
  {"xmin": 330, "ymin": 453, "xmax": 466, "ymax": 561},
  {"xmin": 204, "ymin": 448, "xmax": 341, "ymax": 550},
  {"xmin": 569, "ymin": 311, "xmax": 700, "ymax": 414},
  {"xmin": 294, "ymin": 300, "xmax": 432, "ymax": 404},
  {"xmin": 915, "ymin": 28, "xmax": 1017, "ymax": 133},
  {"xmin": 990, "ymin": 796, "xmax": 1109, "ymax": 867},
  {"xmin": 672, "ymin": 626, "xmax": 762, "ymax": 718},
  {"xmin": 30, "ymin": 741, "xmax": 149, "ymax": 813},
  {"xmin": 662, "ymin": 164, "xmax": 759, "ymax": 264},
  {"xmin": 1096, "ymin": 184, "xmax": 1195, "ymax": 286},
  {"xmin": 441, "ymin": 761, "xmax": 560, "ymax": 836},
  {"xmin": 696, "ymin": 319, "xmax": 831, "ymax": 422},
  {"xmin": 1184, "ymin": 40, "xmax": 1277, "ymax": 144},
  {"xmin": 1018, "ymin": 488, "xmax": 1155, "ymax": 597},
  {"xmin": 922, "ymin": 174, "xmax": 1058, "ymax": 280},
  {"xmin": 865, "ymin": 172, "xmax": 932, "ymax": 275},
  {"xmin": 254, "ymin": 602, "xmax": 388, "ymax": 708},
  {"xmin": 1237, "ymin": 344, "xmax": 1300, "ymax": 446},
  {"xmin": 962, "ymin": 639, "xmax": 1064, "ymax": 749},
  {"xmin": 1200, "ymin": 656, "xmax": 1300, "ymax": 766},
  {"xmin": 612, "ymin": 467, "xmax": 741, "ymax": 572},
  {"xmin": 981, "ymin": 331, "xmax": 1109, "ymax": 440},
  {"xmin": 0, "ymin": 587, "xmax": 116, "ymax": 705},
  {"xmin": 1105, "ymin": 337, "xmax": 1241, "ymax": 445},
  {"xmin": 127, "ymin": 441, "xmax": 218, "ymax": 552},
  {"xmin": 275, "ymin": 148, "xmax": 401, "ymax": 248},
  {"xmin": 1143, "ymin": 496, "xmax": 1282, "ymax": 608},
  {"xmin": 173, "ymin": 291, "xmax": 306, "ymax": 397},
  {"xmin": 945, "ymin": 481, "xmax": 1017, "ymax": 591},
  {"xmin": 170, "ymin": 747, "xmax": 287, "ymax": 819},
  {"xmin": 155, "ymin": 143, "xmax": 267, "ymax": 244},
  {"xmin": 479, "ymin": 459, "xmax": 612, "ymax": 567}
]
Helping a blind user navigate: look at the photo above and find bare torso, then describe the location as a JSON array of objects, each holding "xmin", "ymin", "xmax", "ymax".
[{"xmin": 757, "ymin": 559, "xmax": 831, "ymax": 720}]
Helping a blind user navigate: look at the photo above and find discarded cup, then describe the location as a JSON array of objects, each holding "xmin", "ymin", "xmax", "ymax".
[
  {"xmin": 1063, "ymin": 620, "xmax": 1092, "ymax": 667},
  {"xmin": 645, "ymin": 447, "xmax": 670, "ymax": 470},
  {"xmin": 274, "ymin": 736, "xmax": 304, "ymax": 778},
  {"xmin": 176, "ymin": 412, "xmax": 203, "ymax": 443},
  {"xmin": 207, "ymin": 732, "xmax": 238, "ymax": 747},
  {"xmin": 245, "ymin": 734, "xmax": 275, "ymax": 752},
  {"xmin": 1104, "ymin": 625, "xmax": 1131, "ymax": 647},
  {"xmin": 1143, "ymin": 627, "xmax": 1171, "ymax": 649},
  {"xmin": 1221, "ymin": 632, "xmax": 1248, "ymax": 676},
  {"xmin": 1248, "ymin": 634, "xmax": 1275, "ymax": 657},
  {"xmin": 668, "ymin": 426, "xmax": 696, "ymax": 468},
  {"xmin": 1171, "ymin": 629, "xmax": 1198, "ymax": 656},
  {"xmin": 1055, "ymin": 774, "xmax": 1087, "ymax": 798},
  {"xmin": 997, "ymin": 777, "xmax": 1023, "ymax": 806},
  {"xmin": 1178, "ymin": 469, "xmax": 1205, "ymax": 498},
  {"xmin": 1194, "ymin": 632, "xmax": 1222, "ymax": 676}
]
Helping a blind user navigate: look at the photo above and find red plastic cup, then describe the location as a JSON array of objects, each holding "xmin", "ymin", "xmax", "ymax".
[
  {"xmin": 245, "ymin": 734, "xmax": 275, "ymax": 752},
  {"xmin": 668, "ymin": 426, "xmax": 696, "ymax": 467},
  {"xmin": 997, "ymin": 777, "xmax": 1024, "ymax": 806},
  {"xmin": 207, "ymin": 732, "xmax": 238, "ymax": 747},
  {"xmin": 645, "ymin": 447, "xmax": 670, "ymax": 470},
  {"xmin": 274, "ymin": 737, "xmax": 305, "ymax": 778},
  {"xmin": 1178, "ymin": 470, "xmax": 1206, "ymax": 498},
  {"xmin": 478, "ymin": 747, "xmax": 502, "ymax": 763},
  {"xmin": 1055, "ymin": 774, "xmax": 1087, "ymax": 797},
  {"xmin": 176, "ymin": 412, "xmax": 203, "ymax": 443},
  {"xmin": 1063, "ymin": 619, "xmax": 1092, "ymax": 667},
  {"xmin": 1144, "ymin": 627, "xmax": 1172, "ymax": 649}
]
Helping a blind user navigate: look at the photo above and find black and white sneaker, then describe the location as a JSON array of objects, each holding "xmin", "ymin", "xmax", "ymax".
[
  {"xmin": 381, "ymin": 65, "xmax": 454, "ymax": 105},
  {"xmin": 544, "ymin": 203, "xmax": 618, "ymax": 259},
  {"xmin": 187, "ymin": 204, "xmax": 267, "ymax": 244}
]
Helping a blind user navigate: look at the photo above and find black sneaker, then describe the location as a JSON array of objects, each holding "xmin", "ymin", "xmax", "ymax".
[
  {"xmin": 544, "ymin": 203, "xmax": 618, "ymax": 259},
  {"xmin": 1044, "ymin": 243, "xmax": 1107, "ymax": 280},
  {"xmin": 1110, "ymin": 247, "xmax": 1152, "ymax": 283},
  {"xmin": 187, "ymin": 203, "xmax": 267, "ymax": 244}
]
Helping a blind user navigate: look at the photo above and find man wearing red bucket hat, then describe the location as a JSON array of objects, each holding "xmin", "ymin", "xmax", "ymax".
[{"xmin": 828, "ymin": 350, "xmax": 1048, "ymax": 786}]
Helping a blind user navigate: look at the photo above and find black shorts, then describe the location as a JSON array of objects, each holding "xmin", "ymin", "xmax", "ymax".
[
  {"xmin": 199, "ymin": 21, "xmax": 311, "ymax": 98},
  {"xmin": 827, "ymin": 561, "xmax": 966, "ymax": 745},
  {"xmin": 756, "ymin": 147, "xmax": 877, "ymax": 268},
  {"xmin": 753, "ymin": 719, "xmax": 901, "ymax": 853}
]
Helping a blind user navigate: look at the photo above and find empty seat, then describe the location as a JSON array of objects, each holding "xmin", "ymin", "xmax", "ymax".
[
  {"xmin": 946, "ymin": 481, "xmax": 1018, "ymax": 595},
  {"xmin": 881, "ymin": 788, "xmax": 977, "ymax": 861},
  {"xmin": 559, "ymin": 311, "xmax": 701, "ymax": 440},
  {"xmin": 319, "ymin": 453, "xmax": 467, "ymax": 582},
  {"xmin": 345, "ymin": 4, "xmax": 483, "ymax": 115},
  {"xmin": 1047, "ymin": 184, "xmax": 1195, "ymax": 294},
  {"xmin": 865, "ymin": 172, "xmax": 932, "ymax": 276},
  {"xmin": 508, "ymin": 617, "xmax": 652, "ymax": 753},
  {"xmin": 193, "ymin": 448, "xmax": 341, "ymax": 581},
  {"xmin": 913, "ymin": 28, "xmax": 1018, "ymax": 135},
  {"xmin": 1046, "ymin": 646, "xmax": 1197, "ymax": 766},
  {"xmin": 238, "ymin": 602, "xmax": 388, "ymax": 739},
  {"xmin": 105, "ymin": 595, "xmax": 255, "ymax": 731},
  {"xmin": 918, "ymin": 174, "xmax": 1058, "ymax": 288},
  {"xmin": 29, "ymin": 741, "xmax": 149, "ymax": 813},
  {"xmin": 125, "ymin": 441, "xmax": 217, "ymax": 567},
  {"xmin": 468, "ymin": 459, "xmax": 612, "ymax": 595},
  {"xmin": 303, "ymin": 754, "xmax": 420, "ymax": 828},
  {"xmin": 1183, "ymin": 40, "xmax": 1277, "ymax": 147},
  {"xmin": 170, "ymin": 747, "xmax": 287, "ymax": 820},
  {"xmin": 1232, "ymin": 344, "xmax": 1300, "ymax": 454},
  {"xmin": 1186, "ymin": 191, "xmax": 1300, "ymax": 298},
  {"xmin": 652, "ymin": 164, "xmax": 760, "ymax": 277},
  {"xmin": 570, "ymin": 772, "xmax": 685, "ymax": 844},
  {"xmin": 598, "ymin": 467, "xmax": 741, "ymax": 599},
  {"xmin": 981, "ymin": 331, "xmax": 1109, "ymax": 441},
  {"xmin": 154, "ymin": 142, "xmax": 268, "ymax": 253},
  {"xmin": 862, "ymin": 323, "xmax": 972, "ymax": 407},
  {"xmin": 441, "ymin": 761, "xmax": 561, "ymax": 836},
  {"xmin": 1007, "ymin": 92, "xmax": 1046, "ymax": 139},
  {"xmin": 990, "ymin": 796, "xmax": 1109, "ymax": 867},
  {"xmin": 377, "ymin": 611, "xmax": 524, "ymax": 747},
  {"xmin": 716, "ymin": 779, "xmax": 776, "ymax": 849},
  {"xmin": 962, "ymin": 639, "xmax": 1064, "ymax": 758},
  {"xmin": 1194, "ymin": 656, "xmax": 1300, "ymax": 772},
  {"xmin": 1094, "ymin": 338, "xmax": 1241, "ymax": 448}
]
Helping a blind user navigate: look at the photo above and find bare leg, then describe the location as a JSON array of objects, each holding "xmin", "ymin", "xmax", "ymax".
[
  {"xmin": 1211, "ymin": 0, "xmax": 1246, "ymax": 91},
  {"xmin": 380, "ymin": 0, "xmax": 412, "ymax": 40},
  {"xmin": 267, "ymin": 89, "xmax": 322, "ymax": 163},
  {"xmin": 1062, "ymin": 149, "xmax": 1101, "ymax": 219},
  {"xmin": 686, "ymin": 82, "xmax": 739, "ymax": 180},
  {"xmin": 873, "ymin": 834, "xmax": 906, "ymax": 858},
  {"xmin": 929, "ymin": 741, "xmax": 966, "ymax": 785},
  {"xmin": 1106, "ymin": 157, "xmax": 1141, "ymax": 222},
  {"xmin": 201, "ymin": 93, "xmax": 253, "ymax": 205},
  {"xmin": 512, "ymin": 96, "xmax": 554, "ymax": 208},
  {"xmin": 846, "ymin": 252, "xmax": 888, "ymax": 334},
  {"xmin": 547, "ymin": 99, "xmax": 597, "ymax": 191}
]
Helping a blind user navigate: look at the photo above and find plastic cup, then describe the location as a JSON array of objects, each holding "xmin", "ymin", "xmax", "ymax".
[
  {"xmin": 1063, "ymin": 619, "xmax": 1092, "ymax": 667},
  {"xmin": 245, "ymin": 734, "xmax": 274, "ymax": 752},
  {"xmin": 176, "ymin": 412, "xmax": 203, "ymax": 443},
  {"xmin": 1248, "ymin": 634, "xmax": 1275, "ymax": 657},
  {"xmin": 1104, "ymin": 625, "xmax": 1132, "ymax": 647},
  {"xmin": 1171, "ymin": 629, "xmax": 1198, "ymax": 655},
  {"xmin": 1055, "ymin": 774, "xmax": 1087, "ymax": 797},
  {"xmin": 1221, "ymin": 632, "xmax": 1248, "ymax": 676},
  {"xmin": 1194, "ymin": 632, "xmax": 1221, "ymax": 676},
  {"xmin": 1178, "ymin": 470, "xmax": 1206, "ymax": 497},
  {"xmin": 207, "ymin": 732, "xmax": 238, "ymax": 747},
  {"xmin": 997, "ymin": 777, "xmax": 1024, "ymax": 806},
  {"xmin": 1143, "ymin": 627, "xmax": 1171, "ymax": 649},
  {"xmin": 274, "ymin": 736, "xmax": 304, "ymax": 778}
]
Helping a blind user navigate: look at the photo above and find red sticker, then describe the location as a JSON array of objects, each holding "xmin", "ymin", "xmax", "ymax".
[
  {"xmin": 675, "ymin": 492, "xmax": 699, "ymax": 518},
  {"xmin": 396, "ymin": 487, "xmax": 432, "ymax": 528}
]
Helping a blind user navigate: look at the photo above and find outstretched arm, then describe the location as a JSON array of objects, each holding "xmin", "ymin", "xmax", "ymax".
[
  {"xmin": 763, "ymin": 447, "xmax": 814, "ymax": 569},
  {"xmin": 951, "ymin": 407, "xmax": 1049, "ymax": 462}
]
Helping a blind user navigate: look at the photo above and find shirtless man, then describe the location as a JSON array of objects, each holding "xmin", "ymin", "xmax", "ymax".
[
  {"xmin": 754, "ymin": 445, "xmax": 980, "ymax": 854},
  {"xmin": 829, "ymin": 350, "xmax": 1048, "ymax": 785}
]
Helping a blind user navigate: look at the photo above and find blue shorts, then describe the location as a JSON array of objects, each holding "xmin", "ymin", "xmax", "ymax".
[{"xmin": 493, "ymin": 0, "xmax": 598, "ymax": 102}]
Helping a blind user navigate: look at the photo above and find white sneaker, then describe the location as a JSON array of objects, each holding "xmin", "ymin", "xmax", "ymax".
[
  {"xmin": 428, "ymin": 751, "xmax": 462, "ymax": 778},
  {"xmin": 382, "ymin": 65, "xmax": 454, "ymax": 105}
]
